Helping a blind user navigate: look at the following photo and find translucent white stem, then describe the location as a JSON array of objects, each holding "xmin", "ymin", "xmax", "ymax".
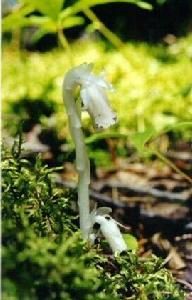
[
  {"xmin": 63, "ymin": 65, "xmax": 127, "ymax": 252},
  {"xmin": 63, "ymin": 87, "xmax": 90, "ymax": 239}
]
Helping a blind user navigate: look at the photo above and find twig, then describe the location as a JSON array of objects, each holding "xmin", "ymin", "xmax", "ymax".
[
  {"xmin": 58, "ymin": 28, "xmax": 74, "ymax": 66},
  {"xmin": 90, "ymin": 190, "xmax": 127, "ymax": 209},
  {"xmin": 176, "ymin": 279, "xmax": 192, "ymax": 292},
  {"xmin": 101, "ymin": 182, "xmax": 192, "ymax": 202},
  {"xmin": 152, "ymin": 148, "xmax": 192, "ymax": 185},
  {"xmin": 167, "ymin": 151, "xmax": 192, "ymax": 162},
  {"xmin": 55, "ymin": 177, "xmax": 191, "ymax": 204},
  {"xmin": 83, "ymin": 8, "xmax": 125, "ymax": 50}
]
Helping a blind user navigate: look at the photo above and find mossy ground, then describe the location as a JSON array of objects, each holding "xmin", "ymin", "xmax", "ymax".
[{"xmin": 2, "ymin": 140, "xmax": 185, "ymax": 300}]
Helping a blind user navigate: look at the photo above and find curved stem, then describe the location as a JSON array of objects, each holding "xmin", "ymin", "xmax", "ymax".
[
  {"xmin": 58, "ymin": 28, "xmax": 74, "ymax": 66},
  {"xmin": 83, "ymin": 8, "xmax": 125, "ymax": 50},
  {"xmin": 63, "ymin": 82, "xmax": 90, "ymax": 239},
  {"xmin": 152, "ymin": 148, "xmax": 192, "ymax": 184}
]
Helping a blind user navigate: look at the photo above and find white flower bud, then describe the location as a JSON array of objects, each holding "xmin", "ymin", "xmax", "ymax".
[
  {"xmin": 94, "ymin": 215, "xmax": 127, "ymax": 253},
  {"xmin": 90, "ymin": 208, "xmax": 127, "ymax": 253}
]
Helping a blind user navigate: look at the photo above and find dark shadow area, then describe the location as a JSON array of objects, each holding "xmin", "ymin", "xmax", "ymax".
[{"xmin": 93, "ymin": 0, "xmax": 192, "ymax": 42}]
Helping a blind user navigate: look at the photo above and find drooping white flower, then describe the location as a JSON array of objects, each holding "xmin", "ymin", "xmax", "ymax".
[
  {"xmin": 90, "ymin": 207, "xmax": 127, "ymax": 253},
  {"xmin": 80, "ymin": 67, "xmax": 116, "ymax": 129},
  {"xmin": 63, "ymin": 63, "xmax": 118, "ymax": 240},
  {"xmin": 64, "ymin": 63, "xmax": 117, "ymax": 129}
]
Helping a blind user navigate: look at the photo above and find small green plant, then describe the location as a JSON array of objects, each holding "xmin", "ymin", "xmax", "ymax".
[
  {"xmin": 2, "ymin": 137, "xmax": 76, "ymax": 237},
  {"xmin": 131, "ymin": 123, "xmax": 192, "ymax": 184}
]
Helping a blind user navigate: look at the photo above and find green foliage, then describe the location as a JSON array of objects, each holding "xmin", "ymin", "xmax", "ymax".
[
  {"xmin": 131, "ymin": 128, "xmax": 155, "ymax": 155},
  {"xmin": 2, "ymin": 138, "xmax": 76, "ymax": 237},
  {"xmin": 131, "ymin": 121, "xmax": 192, "ymax": 161},
  {"xmin": 24, "ymin": 0, "xmax": 65, "ymax": 21},
  {"xmin": 2, "ymin": 0, "xmax": 84, "ymax": 45},
  {"xmin": 2, "ymin": 143, "xmax": 185, "ymax": 299},
  {"xmin": 2, "ymin": 141, "xmax": 110, "ymax": 299},
  {"xmin": 73, "ymin": 0, "xmax": 152, "ymax": 10},
  {"xmin": 2, "ymin": 0, "xmax": 152, "ymax": 45},
  {"xmin": 3, "ymin": 35, "xmax": 192, "ymax": 138},
  {"xmin": 110, "ymin": 252, "xmax": 185, "ymax": 299}
]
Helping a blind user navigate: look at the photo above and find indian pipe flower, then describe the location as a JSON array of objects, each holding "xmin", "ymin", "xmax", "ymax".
[
  {"xmin": 63, "ymin": 63, "xmax": 118, "ymax": 240},
  {"xmin": 64, "ymin": 63, "xmax": 116, "ymax": 128},
  {"xmin": 74, "ymin": 63, "xmax": 117, "ymax": 129}
]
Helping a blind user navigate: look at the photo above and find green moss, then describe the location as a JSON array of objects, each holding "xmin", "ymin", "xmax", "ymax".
[
  {"xmin": 2, "ymin": 142, "xmax": 185, "ymax": 299},
  {"xmin": 2, "ymin": 140, "xmax": 113, "ymax": 300}
]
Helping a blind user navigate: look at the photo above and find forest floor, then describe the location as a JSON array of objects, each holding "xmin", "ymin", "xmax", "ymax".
[{"xmin": 19, "ymin": 131, "xmax": 192, "ymax": 298}]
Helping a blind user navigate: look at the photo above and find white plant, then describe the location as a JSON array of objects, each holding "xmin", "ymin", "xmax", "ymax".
[
  {"xmin": 90, "ymin": 207, "xmax": 128, "ymax": 253},
  {"xmin": 63, "ymin": 63, "xmax": 127, "ymax": 252}
]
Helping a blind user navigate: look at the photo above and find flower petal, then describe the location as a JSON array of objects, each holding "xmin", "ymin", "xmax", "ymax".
[
  {"xmin": 93, "ymin": 215, "xmax": 127, "ymax": 253},
  {"xmin": 80, "ymin": 85, "xmax": 117, "ymax": 129}
]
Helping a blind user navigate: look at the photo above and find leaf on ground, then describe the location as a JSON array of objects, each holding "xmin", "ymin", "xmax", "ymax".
[
  {"xmin": 131, "ymin": 128, "xmax": 155, "ymax": 155},
  {"xmin": 123, "ymin": 233, "xmax": 138, "ymax": 251}
]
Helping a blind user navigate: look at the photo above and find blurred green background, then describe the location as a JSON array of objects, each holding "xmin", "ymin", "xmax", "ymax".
[{"xmin": 2, "ymin": 0, "xmax": 192, "ymax": 147}]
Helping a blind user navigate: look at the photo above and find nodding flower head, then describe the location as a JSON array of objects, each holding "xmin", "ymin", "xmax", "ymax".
[
  {"xmin": 80, "ymin": 64, "xmax": 117, "ymax": 129},
  {"xmin": 65, "ymin": 63, "xmax": 117, "ymax": 129}
]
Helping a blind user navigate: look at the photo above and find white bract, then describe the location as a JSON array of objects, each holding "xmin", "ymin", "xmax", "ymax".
[{"xmin": 90, "ymin": 207, "xmax": 127, "ymax": 253}]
